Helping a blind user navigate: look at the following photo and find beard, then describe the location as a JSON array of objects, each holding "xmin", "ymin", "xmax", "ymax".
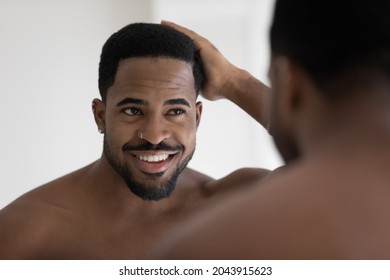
[{"xmin": 103, "ymin": 136, "xmax": 195, "ymax": 201}]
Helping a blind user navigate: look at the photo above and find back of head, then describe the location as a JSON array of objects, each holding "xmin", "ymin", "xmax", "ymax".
[
  {"xmin": 98, "ymin": 23, "xmax": 203, "ymax": 101},
  {"xmin": 270, "ymin": 0, "xmax": 390, "ymax": 99}
]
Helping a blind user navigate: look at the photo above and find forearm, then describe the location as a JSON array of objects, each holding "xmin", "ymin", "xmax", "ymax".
[{"xmin": 221, "ymin": 68, "xmax": 271, "ymax": 130}]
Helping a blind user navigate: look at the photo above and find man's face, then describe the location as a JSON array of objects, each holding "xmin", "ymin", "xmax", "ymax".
[{"xmin": 99, "ymin": 57, "xmax": 202, "ymax": 200}]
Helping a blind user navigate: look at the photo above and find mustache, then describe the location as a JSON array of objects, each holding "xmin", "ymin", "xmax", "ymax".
[{"xmin": 122, "ymin": 141, "xmax": 183, "ymax": 152}]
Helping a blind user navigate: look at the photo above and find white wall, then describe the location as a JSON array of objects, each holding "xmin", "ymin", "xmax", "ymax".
[{"xmin": 0, "ymin": 0, "xmax": 281, "ymax": 209}]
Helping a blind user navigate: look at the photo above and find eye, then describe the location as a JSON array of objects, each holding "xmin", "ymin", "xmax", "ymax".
[
  {"xmin": 166, "ymin": 108, "xmax": 186, "ymax": 116},
  {"xmin": 123, "ymin": 107, "xmax": 143, "ymax": 116}
]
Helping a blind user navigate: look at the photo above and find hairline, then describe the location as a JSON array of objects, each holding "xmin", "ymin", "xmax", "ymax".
[{"xmin": 103, "ymin": 55, "xmax": 198, "ymax": 102}]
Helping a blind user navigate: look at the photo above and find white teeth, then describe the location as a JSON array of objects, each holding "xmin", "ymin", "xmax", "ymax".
[{"xmin": 136, "ymin": 154, "xmax": 169, "ymax": 162}]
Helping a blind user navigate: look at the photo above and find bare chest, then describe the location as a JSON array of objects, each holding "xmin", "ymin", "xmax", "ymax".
[{"xmin": 41, "ymin": 205, "xmax": 196, "ymax": 259}]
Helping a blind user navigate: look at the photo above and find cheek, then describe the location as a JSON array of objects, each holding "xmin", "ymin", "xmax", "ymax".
[
  {"xmin": 105, "ymin": 119, "xmax": 137, "ymax": 150},
  {"xmin": 173, "ymin": 119, "xmax": 197, "ymax": 147},
  {"xmin": 104, "ymin": 129, "xmax": 123, "ymax": 155}
]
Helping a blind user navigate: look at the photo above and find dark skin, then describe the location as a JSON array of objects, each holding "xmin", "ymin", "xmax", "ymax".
[
  {"xmin": 0, "ymin": 163, "xmax": 213, "ymax": 259},
  {"xmin": 156, "ymin": 22, "xmax": 390, "ymax": 259},
  {"xmin": 0, "ymin": 57, "xmax": 270, "ymax": 259}
]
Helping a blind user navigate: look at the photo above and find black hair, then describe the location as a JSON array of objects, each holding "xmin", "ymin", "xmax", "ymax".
[
  {"xmin": 270, "ymin": 0, "xmax": 390, "ymax": 97},
  {"xmin": 98, "ymin": 23, "xmax": 204, "ymax": 101}
]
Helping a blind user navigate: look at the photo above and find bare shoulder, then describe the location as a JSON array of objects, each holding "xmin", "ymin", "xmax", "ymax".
[
  {"xmin": 160, "ymin": 161, "xmax": 390, "ymax": 259},
  {"xmin": 0, "ymin": 168, "xmax": 88, "ymax": 259},
  {"xmin": 179, "ymin": 167, "xmax": 214, "ymax": 184},
  {"xmin": 203, "ymin": 167, "xmax": 272, "ymax": 196},
  {"xmin": 0, "ymin": 191, "xmax": 73, "ymax": 259},
  {"xmin": 177, "ymin": 166, "xmax": 272, "ymax": 197},
  {"xmin": 175, "ymin": 167, "xmax": 214, "ymax": 193},
  {"xmin": 158, "ymin": 165, "xmax": 338, "ymax": 259}
]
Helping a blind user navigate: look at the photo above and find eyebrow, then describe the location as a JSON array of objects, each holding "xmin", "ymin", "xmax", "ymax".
[
  {"xmin": 116, "ymin": 97, "xmax": 191, "ymax": 108},
  {"xmin": 116, "ymin": 98, "xmax": 147, "ymax": 107},
  {"xmin": 164, "ymin": 98, "xmax": 191, "ymax": 108}
]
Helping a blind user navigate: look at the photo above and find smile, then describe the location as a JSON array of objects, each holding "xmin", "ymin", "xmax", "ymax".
[
  {"xmin": 135, "ymin": 154, "xmax": 169, "ymax": 162},
  {"xmin": 128, "ymin": 151, "xmax": 178, "ymax": 175}
]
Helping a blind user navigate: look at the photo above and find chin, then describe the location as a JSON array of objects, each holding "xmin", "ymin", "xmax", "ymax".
[
  {"xmin": 126, "ymin": 176, "xmax": 178, "ymax": 201},
  {"xmin": 120, "ymin": 164, "xmax": 183, "ymax": 201}
]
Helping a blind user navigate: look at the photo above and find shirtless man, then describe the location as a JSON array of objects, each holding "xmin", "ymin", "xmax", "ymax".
[
  {"xmin": 0, "ymin": 23, "xmax": 269, "ymax": 259},
  {"xmin": 159, "ymin": 0, "xmax": 390, "ymax": 259}
]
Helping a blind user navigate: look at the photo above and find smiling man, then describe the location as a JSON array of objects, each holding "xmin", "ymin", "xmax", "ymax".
[
  {"xmin": 96, "ymin": 58, "xmax": 200, "ymax": 201},
  {"xmin": 0, "ymin": 23, "xmax": 270, "ymax": 259}
]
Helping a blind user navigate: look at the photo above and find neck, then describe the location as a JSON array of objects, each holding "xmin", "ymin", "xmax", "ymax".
[{"xmin": 91, "ymin": 155, "xmax": 128, "ymax": 189}]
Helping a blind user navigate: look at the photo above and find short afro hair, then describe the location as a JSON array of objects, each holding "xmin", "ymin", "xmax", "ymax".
[{"xmin": 98, "ymin": 23, "xmax": 204, "ymax": 102}]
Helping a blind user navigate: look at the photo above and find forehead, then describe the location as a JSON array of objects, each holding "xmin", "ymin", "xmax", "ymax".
[{"xmin": 107, "ymin": 57, "xmax": 196, "ymax": 104}]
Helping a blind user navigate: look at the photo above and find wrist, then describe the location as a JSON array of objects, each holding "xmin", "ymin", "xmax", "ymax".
[
  {"xmin": 220, "ymin": 67, "xmax": 251, "ymax": 102},
  {"xmin": 219, "ymin": 68, "xmax": 271, "ymax": 129}
]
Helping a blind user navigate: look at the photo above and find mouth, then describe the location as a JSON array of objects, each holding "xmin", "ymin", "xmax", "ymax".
[
  {"xmin": 135, "ymin": 154, "xmax": 170, "ymax": 162},
  {"xmin": 128, "ymin": 152, "xmax": 178, "ymax": 175}
]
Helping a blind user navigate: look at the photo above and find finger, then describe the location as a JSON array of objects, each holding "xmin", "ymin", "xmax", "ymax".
[
  {"xmin": 161, "ymin": 20, "xmax": 223, "ymax": 59},
  {"xmin": 161, "ymin": 20, "xmax": 205, "ymax": 47},
  {"xmin": 161, "ymin": 20, "xmax": 197, "ymax": 37}
]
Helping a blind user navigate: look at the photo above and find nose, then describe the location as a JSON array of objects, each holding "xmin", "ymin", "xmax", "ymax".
[{"xmin": 139, "ymin": 116, "xmax": 171, "ymax": 145}]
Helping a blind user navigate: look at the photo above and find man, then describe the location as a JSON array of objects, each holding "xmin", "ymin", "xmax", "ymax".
[
  {"xmin": 0, "ymin": 23, "xmax": 269, "ymax": 259},
  {"xmin": 159, "ymin": 0, "xmax": 390, "ymax": 259}
]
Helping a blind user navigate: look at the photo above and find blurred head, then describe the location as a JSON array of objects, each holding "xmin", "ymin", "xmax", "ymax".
[
  {"xmin": 268, "ymin": 0, "xmax": 390, "ymax": 162},
  {"xmin": 93, "ymin": 23, "xmax": 204, "ymax": 200}
]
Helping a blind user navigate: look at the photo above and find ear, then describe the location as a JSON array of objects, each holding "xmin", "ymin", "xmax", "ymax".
[
  {"xmin": 195, "ymin": 101, "xmax": 203, "ymax": 129},
  {"xmin": 92, "ymin": 98, "xmax": 106, "ymax": 134},
  {"xmin": 270, "ymin": 56, "xmax": 303, "ymax": 122}
]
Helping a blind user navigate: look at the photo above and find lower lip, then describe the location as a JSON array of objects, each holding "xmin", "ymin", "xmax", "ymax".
[{"xmin": 131, "ymin": 154, "xmax": 175, "ymax": 174}]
